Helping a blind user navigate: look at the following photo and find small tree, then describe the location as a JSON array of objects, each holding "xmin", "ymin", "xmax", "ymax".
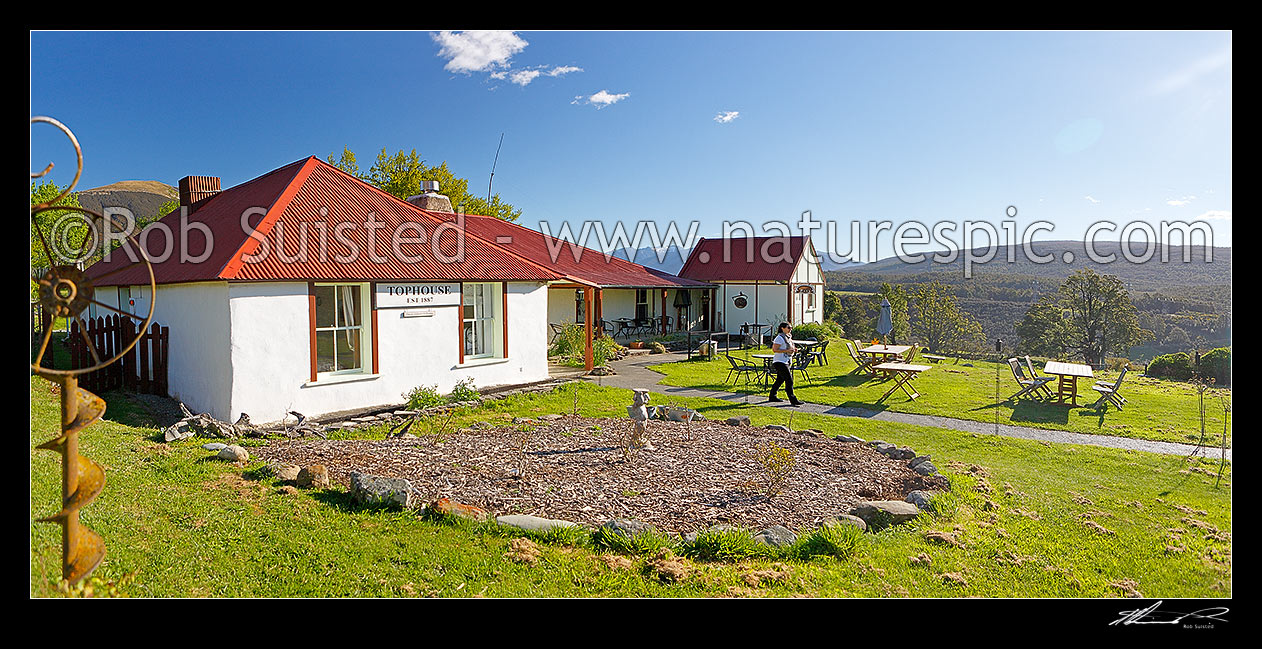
[
  {"xmin": 909, "ymin": 280, "xmax": 984, "ymax": 353},
  {"xmin": 1017, "ymin": 270, "xmax": 1150, "ymax": 364}
]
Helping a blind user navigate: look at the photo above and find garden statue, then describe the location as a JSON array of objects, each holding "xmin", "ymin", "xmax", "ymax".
[{"xmin": 627, "ymin": 389, "xmax": 656, "ymax": 451}]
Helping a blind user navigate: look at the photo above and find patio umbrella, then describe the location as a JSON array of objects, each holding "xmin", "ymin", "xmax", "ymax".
[{"xmin": 876, "ymin": 297, "xmax": 893, "ymax": 345}]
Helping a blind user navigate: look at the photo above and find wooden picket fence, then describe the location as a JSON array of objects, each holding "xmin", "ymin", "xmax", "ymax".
[{"xmin": 68, "ymin": 314, "xmax": 169, "ymax": 395}]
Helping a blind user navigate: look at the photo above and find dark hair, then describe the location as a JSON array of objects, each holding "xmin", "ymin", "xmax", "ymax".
[{"xmin": 778, "ymin": 322, "xmax": 791, "ymax": 332}]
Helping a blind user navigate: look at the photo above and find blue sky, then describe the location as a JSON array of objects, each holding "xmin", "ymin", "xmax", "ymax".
[{"xmin": 30, "ymin": 30, "xmax": 1232, "ymax": 260}]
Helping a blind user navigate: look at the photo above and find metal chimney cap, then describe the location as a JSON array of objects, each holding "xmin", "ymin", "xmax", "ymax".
[{"xmin": 421, "ymin": 180, "xmax": 441, "ymax": 193}]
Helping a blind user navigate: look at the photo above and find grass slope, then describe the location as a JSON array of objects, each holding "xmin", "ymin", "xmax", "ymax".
[
  {"xmin": 651, "ymin": 352, "xmax": 1231, "ymax": 447},
  {"xmin": 31, "ymin": 378, "xmax": 1230, "ymax": 598}
]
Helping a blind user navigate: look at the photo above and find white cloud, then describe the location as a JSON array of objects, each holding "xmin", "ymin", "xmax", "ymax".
[
  {"xmin": 504, "ymin": 65, "xmax": 584, "ymax": 86},
  {"xmin": 509, "ymin": 69, "xmax": 543, "ymax": 86},
  {"xmin": 1151, "ymin": 46, "xmax": 1232, "ymax": 95},
  {"xmin": 573, "ymin": 89, "xmax": 630, "ymax": 109},
  {"xmin": 432, "ymin": 31, "xmax": 528, "ymax": 73},
  {"xmin": 1197, "ymin": 210, "xmax": 1231, "ymax": 221},
  {"xmin": 714, "ymin": 111, "xmax": 740, "ymax": 124},
  {"xmin": 1166, "ymin": 195, "xmax": 1197, "ymax": 207},
  {"xmin": 1084, "ymin": 195, "xmax": 1101, "ymax": 204}
]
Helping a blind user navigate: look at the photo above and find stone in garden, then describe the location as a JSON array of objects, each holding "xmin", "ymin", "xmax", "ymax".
[
  {"xmin": 849, "ymin": 500, "xmax": 920, "ymax": 530},
  {"xmin": 430, "ymin": 497, "xmax": 491, "ymax": 522},
  {"xmin": 753, "ymin": 525, "xmax": 798, "ymax": 548},
  {"xmin": 891, "ymin": 447, "xmax": 917, "ymax": 460},
  {"xmin": 906, "ymin": 490, "xmax": 934, "ymax": 510},
  {"xmin": 914, "ymin": 461, "xmax": 939, "ymax": 476},
  {"xmin": 820, "ymin": 514, "xmax": 868, "ymax": 532},
  {"xmin": 870, "ymin": 441, "xmax": 895, "ymax": 454},
  {"xmin": 764, "ymin": 424, "xmax": 791, "ymax": 433},
  {"xmin": 217, "ymin": 445, "xmax": 249, "ymax": 462},
  {"xmin": 349, "ymin": 471, "xmax": 416, "ymax": 509},
  {"xmin": 296, "ymin": 465, "xmax": 331, "ymax": 489},
  {"xmin": 725, "ymin": 416, "xmax": 751, "ymax": 427},
  {"xmin": 835, "ymin": 435, "xmax": 865, "ymax": 443},
  {"xmin": 540, "ymin": 414, "xmax": 564, "ymax": 421},
  {"xmin": 393, "ymin": 410, "xmax": 418, "ymax": 417},
  {"xmin": 601, "ymin": 518, "xmax": 657, "ymax": 539},
  {"xmin": 909, "ymin": 455, "xmax": 932, "ymax": 469},
  {"xmin": 202, "ymin": 442, "xmax": 228, "ymax": 451},
  {"xmin": 271, "ymin": 463, "xmax": 301, "ymax": 482},
  {"xmin": 496, "ymin": 514, "xmax": 579, "ymax": 533}
]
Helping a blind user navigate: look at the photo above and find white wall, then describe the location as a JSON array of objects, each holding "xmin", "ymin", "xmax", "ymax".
[
  {"xmin": 715, "ymin": 282, "xmax": 790, "ymax": 335},
  {"xmin": 226, "ymin": 281, "xmax": 550, "ymax": 424},
  {"xmin": 99, "ymin": 282, "xmax": 233, "ymax": 418}
]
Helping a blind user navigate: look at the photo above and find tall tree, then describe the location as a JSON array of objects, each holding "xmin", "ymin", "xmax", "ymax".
[
  {"xmin": 333, "ymin": 146, "xmax": 522, "ymax": 222},
  {"xmin": 31, "ymin": 181, "xmax": 87, "ymax": 272},
  {"xmin": 1017, "ymin": 269, "xmax": 1151, "ymax": 364},
  {"xmin": 909, "ymin": 280, "xmax": 985, "ymax": 352}
]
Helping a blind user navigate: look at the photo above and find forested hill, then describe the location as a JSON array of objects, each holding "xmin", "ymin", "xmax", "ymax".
[{"xmin": 836, "ymin": 240, "xmax": 1229, "ymax": 291}]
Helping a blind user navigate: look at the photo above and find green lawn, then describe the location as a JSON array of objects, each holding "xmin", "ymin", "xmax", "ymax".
[
  {"xmin": 31, "ymin": 378, "xmax": 1230, "ymax": 597},
  {"xmin": 651, "ymin": 350, "xmax": 1232, "ymax": 447}
]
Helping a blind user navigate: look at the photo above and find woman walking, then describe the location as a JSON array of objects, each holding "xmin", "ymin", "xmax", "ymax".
[{"xmin": 768, "ymin": 322, "xmax": 803, "ymax": 406}]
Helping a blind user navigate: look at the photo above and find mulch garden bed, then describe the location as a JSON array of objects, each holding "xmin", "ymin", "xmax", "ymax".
[{"xmin": 252, "ymin": 415, "xmax": 948, "ymax": 533}]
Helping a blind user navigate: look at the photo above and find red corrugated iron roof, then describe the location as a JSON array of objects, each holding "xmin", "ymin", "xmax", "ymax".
[
  {"xmin": 87, "ymin": 157, "xmax": 562, "ymax": 286},
  {"xmin": 677, "ymin": 236, "xmax": 812, "ymax": 282},
  {"xmin": 426, "ymin": 212, "xmax": 714, "ymax": 289}
]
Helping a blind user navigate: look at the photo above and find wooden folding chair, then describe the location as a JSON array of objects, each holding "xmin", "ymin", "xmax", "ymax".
[
  {"xmin": 846, "ymin": 340, "xmax": 875, "ymax": 376},
  {"xmin": 1091, "ymin": 368, "xmax": 1129, "ymax": 410},
  {"xmin": 1008, "ymin": 357, "xmax": 1054, "ymax": 401},
  {"xmin": 1023, "ymin": 355, "xmax": 1054, "ymax": 399}
]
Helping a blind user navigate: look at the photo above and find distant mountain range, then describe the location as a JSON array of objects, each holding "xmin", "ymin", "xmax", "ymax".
[
  {"xmin": 829, "ymin": 240, "xmax": 1230, "ymax": 291},
  {"xmin": 618, "ymin": 245, "xmax": 865, "ymax": 274},
  {"xmin": 76, "ymin": 180, "xmax": 177, "ymax": 223}
]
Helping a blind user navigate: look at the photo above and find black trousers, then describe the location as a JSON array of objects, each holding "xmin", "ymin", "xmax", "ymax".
[{"xmin": 769, "ymin": 361, "xmax": 796, "ymax": 401}]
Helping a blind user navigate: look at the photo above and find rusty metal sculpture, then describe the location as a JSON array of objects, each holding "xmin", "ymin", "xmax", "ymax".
[{"xmin": 31, "ymin": 116, "xmax": 156, "ymax": 585}]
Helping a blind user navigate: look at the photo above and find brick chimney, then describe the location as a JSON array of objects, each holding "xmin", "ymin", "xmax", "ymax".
[
  {"xmin": 178, "ymin": 175, "xmax": 221, "ymax": 212},
  {"xmin": 405, "ymin": 180, "xmax": 453, "ymax": 213}
]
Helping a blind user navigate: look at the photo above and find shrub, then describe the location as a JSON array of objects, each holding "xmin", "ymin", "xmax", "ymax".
[
  {"xmin": 1147, "ymin": 352, "xmax": 1194, "ymax": 381},
  {"xmin": 792, "ymin": 522, "xmax": 862, "ymax": 560},
  {"xmin": 683, "ymin": 527, "xmax": 776, "ymax": 561},
  {"xmin": 402, "ymin": 384, "xmax": 443, "ymax": 410},
  {"xmin": 548, "ymin": 323, "xmax": 626, "ymax": 367},
  {"xmin": 592, "ymin": 525, "xmax": 678, "ymax": 556},
  {"xmin": 1197, "ymin": 347, "xmax": 1231, "ymax": 385},
  {"xmin": 448, "ymin": 377, "xmax": 480, "ymax": 403},
  {"xmin": 752, "ymin": 442, "xmax": 797, "ymax": 499},
  {"xmin": 790, "ymin": 321, "xmax": 844, "ymax": 342},
  {"xmin": 649, "ymin": 341, "xmax": 667, "ymax": 354}
]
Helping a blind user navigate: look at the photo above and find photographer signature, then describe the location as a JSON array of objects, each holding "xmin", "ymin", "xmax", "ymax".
[{"xmin": 1111, "ymin": 601, "xmax": 1229, "ymax": 626}]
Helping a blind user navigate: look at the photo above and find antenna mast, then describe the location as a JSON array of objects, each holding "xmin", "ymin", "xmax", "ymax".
[{"xmin": 488, "ymin": 132, "xmax": 504, "ymax": 203}]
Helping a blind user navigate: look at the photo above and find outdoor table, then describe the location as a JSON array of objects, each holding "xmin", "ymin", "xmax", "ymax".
[
  {"xmin": 750, "ymin": 353, "xmax": 775, "ymax": 385},
  {"xmin": 1043, "ymin": 361, "xmax": 1094, "ymax": 406},
  {"xmin": 872, "ymin": 362, "xmax": 932, "ymax": 402},
  {"xmin": 860, "ymin": 344, "xmax": 911, "ymax": 376},
  {"xmin": 612, "ymin": 318, "xmax": 635, "ymax": 336}
]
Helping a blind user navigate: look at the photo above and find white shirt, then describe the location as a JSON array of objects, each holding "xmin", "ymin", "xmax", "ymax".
[{"xmin": 772, "ymin": 333, "xmax": 793, "ymax": 364}]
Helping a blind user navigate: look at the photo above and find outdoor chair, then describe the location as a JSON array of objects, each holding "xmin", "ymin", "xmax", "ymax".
[
  {"xmin": 902, "ymin": 343, "xmax": 922, "ymax": 364},
  {"xmin": 790, "ymin": 349, "xmax": 814, "ymax": 384},
  {"xmin": 549, "ymin": 323, "xmax": 565, "ymax": 344},
  {"xmin": 600, "ymin": 320, "xmax": 616, "ymax": 337},
  {"xmin": 724, "ymin": 354, "xmax": 766, "ymax": 386},
  {"xmin": 1023, "ymin": 356, "xmax": 1054, "ymax": 399},
  {"xmin": 808, "ymin": 339, "xmax": 830, "ymax": 366},
  {"xmin": 1007, "ymin": 357, "xmax": 1054, "ymax": 401},
  {"xmin": 1091, "ymin": 368, "xmax": 1129, "ymax": 411},
  {"xmin": 658, "ymin": 315, "xmax": 673, "ymax": 333},
  {"xmin": 846, "ymin": 340, "xmax": 876, "ymax": 376}
]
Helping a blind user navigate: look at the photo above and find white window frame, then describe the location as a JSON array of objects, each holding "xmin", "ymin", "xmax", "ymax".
[
  {"xmin": 313, "ymin": 282, "xmax": 373, "ymax": 378},
  {"xmin": 463, "ymin": 282, "xmax": 501, "ymax": 360}
]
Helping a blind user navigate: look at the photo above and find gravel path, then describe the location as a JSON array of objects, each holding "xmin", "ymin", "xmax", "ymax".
[{"xmin": 587, "ymin": 353, "xmax": 1232, "ymax": 461}]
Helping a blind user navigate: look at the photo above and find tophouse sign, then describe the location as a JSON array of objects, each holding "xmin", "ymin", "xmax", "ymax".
[{"xmin": 376, "ymin": 282, "xmax": 461, "ymax": 308}]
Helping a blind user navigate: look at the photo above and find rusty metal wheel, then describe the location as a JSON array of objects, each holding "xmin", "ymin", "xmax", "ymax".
[{"xmin": 30, "ymin": 116, "xmax": 155, "ymax": 378}]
